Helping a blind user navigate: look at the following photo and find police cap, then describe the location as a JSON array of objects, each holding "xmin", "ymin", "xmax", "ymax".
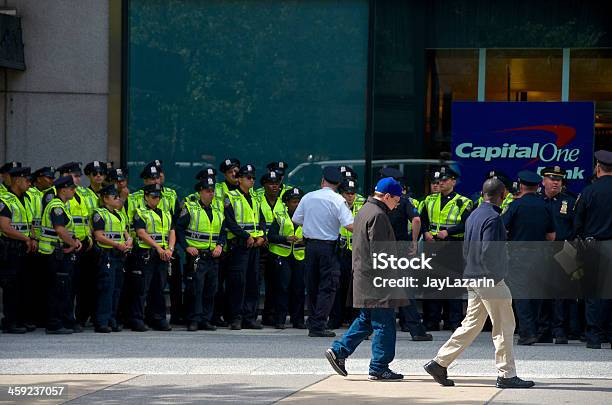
[
  {"xmin": 380, "ymin": 167, "xmax": 403, "ymax": 180},
  {"xmin": 219, "ymin": 157, "xmax": 241, "ymax": 173},
  {"xmin": 237, "ymin": 164, "xmax": 256, "ymax": 178},
  {"xmin": 32, "ymin": 166, "xmax": 55, "ymax": 180},
  {"xmin": 282, "ymin": 187, "xmax": 304, "ymax": 203},
  {"xmin": 594, "ymin": 150, "xmax": 612, "ymax": 166},
  {"xmin": 339, "ymin": 179, "xmax": 357, "ymax": 193},
  {"xmin": 260, "ymin": 170, "xmax": 281, "ymax": 185},
  {"xmin": 485, "ymin": 169, "xmax": 511, "ymax": 187},
  {"xmin": 142, "ymin": 183, "xmax": 163, "ymax": 197},
  {"xmin": 195, "ymin": 167, "xmax": 217, "ymax": 180},
  {"xmin": 323, "ymin": 166, "xmax": 342, "ymax": 185},
  {"xmin": 57, "ymin": 162, "xmax": 83, "ymax": 176},
  {"xmin": 140, "ymin": 163, "xmax": 161, "ymax": 179},
  {"xmin": 195, "ymin": 177, "xmax": 216, "ymax": 192},
  {"xmin": 438, "ymin": 165, "xmax": 459, "ymax": 180},
  {"xmin": 147, "ymin": 159, "xmax": 164, "ymax": 173},
  {"xmin": 266, "ymin": 161, "xmax": 288, "ymax": 175},
  {"xmin": 98, "ymin": 184, "xmax": 119, "ymax": 197},
  {"xmin": 0, "ymin": 161, "xmax": 22, "ymax": 174},
  {"xmin": 518, "ymin": 170, "xmax": 542, "ymax": 186},
  {"xmin": 54, "ymin": 175, "xmax": 76, "ymax": 189},
  {"xmin": 108, "ymin": 168, "xmax": 127, "ymax": 181},
  {"xmin": 541, "ymin": 165, "xmax": 566, "ymax": 180},
  {"xmin": 84, "ymin": 160, "xmax": 107, "ymax": 176},
  {"xmin": 8, "ymin": 166, "xmax": 31, "ymax": 178}
]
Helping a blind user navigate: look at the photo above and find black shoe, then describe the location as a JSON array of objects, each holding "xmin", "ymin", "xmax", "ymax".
[
  {"xmin": 309, "ymin": 329, "xmax": 336, "ymax": 337},
  {"xmin": 4, "ymin": 326, "xmax": 27, "ymax": 334},
  {"xmin": 95, "ymin": 326, "xmax": 111, "ymax": 333},
  {"xmin": 24, "ymin": 323, "xmax": 37, "ymax": 332},
  {"xmin": 423, "ymin": 360, "xmax": 454, "ymax": 386},
  {"xmin": 72, "ymin": 324, "xmax": 84, "ymax": 333},
  {"xmin": 153, "ymin": 323, "xmax": 172, "ymax": 331},
  {"xmin": 325, "ymin": 348, "xmax": 347, "ymax": 377},
  {"xmin": 230, "ymin": 320, "xmax": 242, "ymax": 330},
  {"xmin": 567, "ymin": 334, "xmax": 581, "ymax": 340},
  {"xmin": 131, "ymin": 324, "xmax": 149, "ymax": 332},
  {"xmin": 496, "ymin": 376, "xmax": 535, "ymax": 389},
  {"xmin": 412, "ymin": 334, "xmax": 433, "ymax": 342},
  {"xmin": 275, "ymin": 324, "xmax": 286, "ymax": 329},
  {"xmin": 293, "ymin": 323, "xmax": 307, "ymax": 329},
  {"xmin": 368, "ymin": 369, "xmax": 404, "ymax": 381},
  {"xmin": 187, "ymin": 322, "xmax": 199, "ymax": 332},
  {"xmin": 555, "ymin": 336, "xmax": 568, "ymax": 345},
  {"xmin": 199, "ymin": 322, "xmax": 217, "ymax": 331},
  {"xmin": 261, "ymin": 316, "xmax": 275, "ymax": 326},
  {"xmin": 517, "ymin": 336, "xmax": 538, "ymax": 346},
  {"xmin": 111, "ymin": 325, "xmax": 123, "ymax": 332},
  {"xmin": 242, "ymin": 321, "xmax": 263, "ymax": 330},
  {"xmin": 586, "ymin": 342, "xmax": 602, "ymax": 349},
  {"xmin": 537, "ymin": 334, "xmax": 553, "ymax": 344},
  {"xmin": 170, "ymin": 317, "xmax": 184, "ymax": 326},
  {"xmin": 46, "ymin": 327, "xmax": 73, "ymax": 335},
  {"xmin": 213, "ymin": 319, "xmax": 228, "ymax": 327}
]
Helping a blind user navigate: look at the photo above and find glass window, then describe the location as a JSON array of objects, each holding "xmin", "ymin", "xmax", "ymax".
[
  {"xmin": 485, "ymin": 49, "xmax": 563, "ymax": 102},
  {"xmin": 570, "ymin": 49, "xmax": 612, "ymax": 150},
  {"xmin": 127, "ymin": 0, "xmax": 369, "ymax": 196}
]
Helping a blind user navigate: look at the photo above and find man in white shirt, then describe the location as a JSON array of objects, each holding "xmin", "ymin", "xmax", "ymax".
[{"xmin": 292, "ymin": 167, "xmax": 354, "ymax": 337}]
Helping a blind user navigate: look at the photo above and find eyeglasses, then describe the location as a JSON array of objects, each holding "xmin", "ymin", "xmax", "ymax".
[{"xmin": 246, "ymin": 176, "xmax": 256, "ymax": 180}]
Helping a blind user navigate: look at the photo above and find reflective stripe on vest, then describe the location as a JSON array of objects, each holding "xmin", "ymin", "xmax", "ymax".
[
  {"xmin": 135, "ymin": 207, "xmax": 172, "ymax": 249},
  {"xmin": 184, "ymin": 200, "xmax": 224, "ymax": 250},
  {"xmin": 94, "ymin": 208, "xmax": 128, "ymax": 249},
  {"xmin": 0, "ymin": 192, "xmax": 32, "ymax": 238},
  {"xmin": 38, "ymin": 198, "xmax": 74, "ymax": 255},
  {"xmin": 227, "ymin": 189, "xmax": 263, "ymax": 238},
  {"xmin": 27, "ymin": 187, "xmax": 45, "ymax": 240},
  {"xmin": 338, "ymin": 199, "xmax": 363, "ymax": 251},
  {"xmin": 66, "ymin": 187, "xmax": 91, "ymax": 240},
  {"xmin": 428, "ymin": 193, "xmax": 471, "ymax": 237},
  {"xmin": 269, "ymin": 206, "xmax": 304, "ymax": 261}
]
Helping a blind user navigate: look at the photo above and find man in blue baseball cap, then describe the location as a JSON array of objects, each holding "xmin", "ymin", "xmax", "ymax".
[{"xmin": 325, "ymin": 177, "xmax": 406, "ymax": 381}]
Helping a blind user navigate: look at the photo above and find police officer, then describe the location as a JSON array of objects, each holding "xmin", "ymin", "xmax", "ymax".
[
  {"xmin": 92, "ymin": 184, "xmax": 132, "ymax": 333},
  {"xmin": 185, "ymin": 167, "xmax": 217, "ymax": 203},
  {"xmin": 418, "ymin": 168, "xmax": 441, "ymax": 214},
  {"xmin": 26, "ymin": 166, "xmax": 56, "ymax": 327},
  {"xmin": 475, "ymin": 170, "xmax": 514, "ymax": 211},
  {"xmin": 328, "ymin": 178, "xmax": 363, "ymax": 330},
  {"xmin": 83, "ymin": 161, "xmax": 106, "ymax": 199},
  {"xmin": 420, "ymin": 166, "xmax": 472, "ymax": 331},
  {"xmin": 224, "ymin": 164, "xmax": 266, "ymax": 330},
  {"xmin": 211, "ymin": 157, "xmax": 240, "ymax": 327},
  {"xmin": 574, "ymin": 150, "xmax": 612, "ymax": 349},
  {"xmin": 538, "ymin": 165, "xmax": 577, "ymax": 344},
  {"xmin": 380, "ymin": 167, "xmax": 432, "ymax": 341},
  {"xmin": 130, "ymin": 183, "xmax": 176, "ymax": 331},
  {"xmin": 338, "ymin": 166, "xmax": 366, "ymax": 205},
  {"xmin": 107, "ymin": 168, "xmax": 130, "ymax": 205},
  {"xmin": 267, "ymin": 187, "xmax": 306, "ymax": 329},
  {"xmin": 39, "ymin": 176, "xmax": 83, "ymax": 334},
  {"xmin": 292, "ymin": 167, "xmax": 354, "ymax": 337},
  {"xmin": 0, "ymin": 161, "xmax": 22, "ymax": 194},
  {"xmin": 0, "ymin": 167, "xmax": 34, "ymax": 333},
  {"xmin": 259, "ymin": 170, "xmax": 285, "ymax": 326},
  {"xmin": 265, "ymin": 161, "xmax": 292, "ymax": 197},
  {"xmin": 502, "ymin": 171, "xmax": 555, "ymax": 345},
  {"xmin": 176, "ymin": 177, "xmax": 226, "ymax": 332}
]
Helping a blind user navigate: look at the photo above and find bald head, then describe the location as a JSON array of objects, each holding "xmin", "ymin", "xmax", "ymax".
[{"xmin": 482, "ymin": 178, "xmax": 506, "ymax": 205}]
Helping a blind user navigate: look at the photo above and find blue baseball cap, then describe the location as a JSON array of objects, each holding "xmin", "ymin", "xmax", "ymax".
[{"xmin": 375, "ymin": 177, "xmax": 402, "ymax": 197}]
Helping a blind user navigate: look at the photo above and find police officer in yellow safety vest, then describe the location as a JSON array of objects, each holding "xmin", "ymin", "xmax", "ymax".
[
  {"xmin": 267, "ymin": 187, "xmax": 306, "ymax": 329},
  {"xmin": 475, "ymin": 170, "xmax": 514, "ymax": 212},
  {"xmin": 0, "ymin": 161, "xmax": 22, "ymax": 195},
  {"xmin": 129, "ymin": 183, "xmax": 176, "ymax": 332},
  {"xmin": 224, "ymin": 164, "xmax": 267, "ymax": 330},
  {"xmin": 39, "ymin": 176, "xmax": 83, "ymax": 335},
  {"xmin": 339, "ymin": 166, "xmax": 366, "ymax": 205},
  {"xmin": 256, "ymin": 161, "xmax": 293, "ymax": 198},
  {"xmin": 83, "ymin": 161, "xmax": 107, "ymax": 206},
  {"xmin": 0, "ymin": 166, "xmax": 34, "ymax": 334},
  {"xmin": 185, "ymin": 167, "xmax": 218, "ymax": 204},
  {"xmin": 258, "ymin": 169, "xmax": 286, "ymax": 326},
  {"xmin": 216, "ymin": 157, "xmax": 241, "ymax": 204},
  {"xmin": 107, "ymin": 168, "xmax": 130, "ymax": 207},
  {"xmin": 418, "ymin": 168, "xmax": 442, "ymax": 214},
  {"xmin": 328, "ymin": 179, "xmax": 363, "ymax": 330},
  {"xmin": 176, "ymin": 177, "xmax": 227, "ymax": 332},
  {"xmin": 421, "ymin": 165, "xmax": 473, "ymax": 332},
  {"xmin": 91, "ymin": 184, "xmax": 132, "ymax": 333}
]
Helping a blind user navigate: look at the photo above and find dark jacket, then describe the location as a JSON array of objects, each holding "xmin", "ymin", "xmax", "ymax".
[
  {"xmin": 351, "ymin": 197, "xmax": 409, "ymax": 308},
  {"xmin": 463, "ymin": 201, "xmax": 508, "ymax": 283}
]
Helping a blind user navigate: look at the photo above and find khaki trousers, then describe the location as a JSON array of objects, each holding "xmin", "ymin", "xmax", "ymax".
[{"xmin": 434, "ymin": 280, "xmax": 517, "ymax": 378}]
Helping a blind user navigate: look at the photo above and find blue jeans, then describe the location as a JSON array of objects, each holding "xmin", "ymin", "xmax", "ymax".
[{"xmin": 331, "ymin": 308, "xmax": 396, "ymax": 374}]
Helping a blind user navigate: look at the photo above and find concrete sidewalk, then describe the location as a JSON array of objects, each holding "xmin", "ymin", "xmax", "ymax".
[{"xmin": 0, "ymin": 374, "xmax": 610, "ymax": 404}]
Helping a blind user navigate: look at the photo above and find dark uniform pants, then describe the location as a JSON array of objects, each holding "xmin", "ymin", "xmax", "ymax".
[
  {"xmin": 169, "ymin": 252, "xmax": 183, "ymax": 323},
  {"xmin": 329, "ymin": 248, "xmax": 353, "ymax": 328},
  {"xmin": 212, "ymin": 254, "xmax": 230, "ymax": 324},
  {"xmin": 272, "ymin": 253, "xmax": 305, "ymax": 326},
  {"xmin": 304, "ymin": 240, "xmax": 340, "ymax": 332},
  {"xmin": 585, "ymin": 299, "xmax": 612, "ymax": 345},
  {"xmin": 226, "ymin": 244, "xmax": 260, "ymax": 324},
  {"xmin": 129, "ymin": 249, "xmax": 169, "ymax": 328},
  {"xmin": 261, "ymin": 249, "xmax": 275, "ymax": 323},
  {"xmin": 95, "ymin": 249, "xmax": 126, "ymax": 328},
  {"xmin": 26, "ymin": 252, "xmax": 48, "ymax": 326},
  {"xmin": 73, "ymin": 238, "xmax": 99, "ymax": 325},
  {"xmin": 46, "ymin": 250, "xmax": 77, "ymax": 331},
  {"xmin": 0, "ymin": 238, "xmax": 26, "ymax": 329},
  {"xmin": 398, "ymin": 300, "xmax": 428, "ymax": 336},
  {"xmin": 184, "ymin": 253, "xmax": 219, "ymax": 324}
]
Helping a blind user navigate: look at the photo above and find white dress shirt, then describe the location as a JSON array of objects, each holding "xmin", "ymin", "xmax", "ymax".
[{"xmin": 292, "ymin": 187, "xmax": 354, "ymax": 241}]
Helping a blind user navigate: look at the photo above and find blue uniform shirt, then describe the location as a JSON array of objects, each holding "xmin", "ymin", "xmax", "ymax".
[
  {"xmin": 574, "ymin": 176, "xmax": 612, "ymax": 240},
  {"xmin": 502, "ymin": 193, "xmax": 555, "ymax": 241},
  {"xmin": 540, "ymin": 191, "xmax": 576, "ymax": 241}
]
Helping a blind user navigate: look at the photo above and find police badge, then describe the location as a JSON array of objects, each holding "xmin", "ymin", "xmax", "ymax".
[
  {"xmin": 560, "ymin": 200, "xmax": 568, "ymax": 215},
  {"xmin": 53, "ymin": 207, "xmax": 64, "ymax": 216}
]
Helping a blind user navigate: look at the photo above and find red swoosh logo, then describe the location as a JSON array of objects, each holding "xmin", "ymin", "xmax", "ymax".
[{"xmin": 496, "ymin": 125, "xmax": 576, "ymax": 165}]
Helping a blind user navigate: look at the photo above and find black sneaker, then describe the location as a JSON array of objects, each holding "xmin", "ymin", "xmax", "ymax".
[
  {"xmin": 412, "ymin": 334, "xmax": 433, "ymax": 342},
  {"xmin": 423, "ymin": 360, "xmax": 454, "ymax": 386},
  {"xmin": 517, "ymin": 336, "xmax": 538, "ymax": 346},
  {"xmin": 95, "ymin": 326, "xmax": 111, "ymax": 333},
  {"xmin": 230, "ymin": 320, "xmax": 242, "ymax": 330},
  {"xmin": 45, "ymin": 327, "xmax": 73, "ymax": 335},
  {"xmin": 308, "ymin": 329, "xmax": 336, "ymax": 337},
  {"xmin": 24, "ymin": 323, "xmax": 37, "ymax": 332},
  {"xmin": 368, "ymin": 369, "xmax": 404, "ymax": 381},
  {"xmin": 325, "ymin": 348, "xmax": 347, "ymax": 377},
  {"xmin": 187, "ymin": 322, "xmax": 199, "ymax": 332},
  {"xmin": 496, "ymin": 376, "xmax": 535, "ymax": 389}
]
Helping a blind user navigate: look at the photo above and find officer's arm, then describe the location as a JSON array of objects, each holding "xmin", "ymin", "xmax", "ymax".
[
  {"xmin": 448, "ymin": 205, "xmax": 472, "ymax": 236},
  {"xmin": 339, "ymin": 199, "xmax": 354, "ymax": 233},
  {"xmin": 411, "ymin": 217, "xmax": 421, "ymax": 242},
  {"xmin": 0, "ymin": 217, "xmax": 30, "ymax": 242},
  {"xmin": 267, "ymin": 219, "xmax": 287, "ymax": 244},
  {"xmin": 259, "ymin": 209, "xmax": 267, "ymax": 239},
  {"xmin": 223, "ymin": 203, "xmax": 250, "ymax": 240},
  {"xmin": 175, "ymin": 209, "xmax": 190, "ymax": 250},
  {"xmin": 171, "ymin": 199, "xmax": 182, "ymax": 223},
  {"xmin": 217, "ymin": 219, "xmax": 227, "ymax": 247},
  {"xmin": 168, "ymin": 229, "xmax": 176, "ymax": 252},
  {"xmin": 54, "ymin": 225, "xmax": 79, "ymax": 248},
  {"xmin": 573, "ymin": 194, "xmax": 587, "ymax": 237}
]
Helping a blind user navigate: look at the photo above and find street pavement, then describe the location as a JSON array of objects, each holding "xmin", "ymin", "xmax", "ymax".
[{"xmin": 1, "ymin": 327, "xmax": 611, "ymax": 404}]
